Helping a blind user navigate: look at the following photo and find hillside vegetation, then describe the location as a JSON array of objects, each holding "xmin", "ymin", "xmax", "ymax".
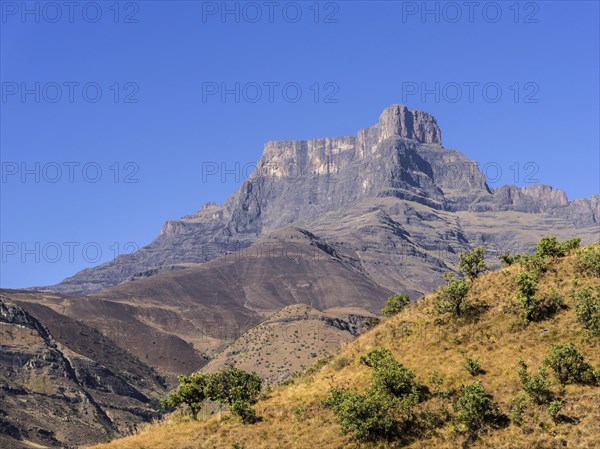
[{"xmin": 92, "ymin": 240, "xmax": 599, "ymax": 449}]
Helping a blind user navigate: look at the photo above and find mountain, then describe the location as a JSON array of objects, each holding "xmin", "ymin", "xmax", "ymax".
[
  {"xmin": 90, "ymin": 243, "xmax": 600, "ymax": 449},
  {"xmin": 0, "ymin": 295, "xmax": 167, "ymax": 449},
  {"xmin": 41, "ymin": 105, "xmax": 599, "ymax": 296},
  {"xmin": 3, "ymin": 227, "xmax": 392, "ymax": 382},
  {"xmin": 7, "ymin": 105, "xmax": 598, "ymax": 448}
]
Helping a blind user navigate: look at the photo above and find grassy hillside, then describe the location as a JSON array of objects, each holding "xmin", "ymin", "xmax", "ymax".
[{"xmin": 91, "ymin": 242, "xmax": 599, "ymax": 449}]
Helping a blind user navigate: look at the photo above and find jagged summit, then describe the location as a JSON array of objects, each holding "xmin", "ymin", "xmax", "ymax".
[{"xmin": 369, "ymin": 104, "xmax": 442, "ymax": 144}]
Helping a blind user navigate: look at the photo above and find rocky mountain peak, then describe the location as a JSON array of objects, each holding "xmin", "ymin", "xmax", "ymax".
[
  {"xmin": 372, "ymin": 104, "xmax": 442, "ymax": 145},
  {"xmin": 41, "ymin": 105, "xmax": 599, "ymax": 295}
]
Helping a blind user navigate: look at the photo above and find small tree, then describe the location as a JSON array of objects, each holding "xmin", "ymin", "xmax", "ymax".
[
  {"xmin": 544, "ymin": 343, "xmax": 598, "ymax": 385},
  {"xmin": 325, "ymin": 386, "xmax": 404, "ymax": 441},
  {"xmin": 361, "ymin": 349, "xmax": 419, "ymax": 398},
  {"xmin": 572, "ymin": 287, "xmax": 600, "ymax": 336},
  {"xmin": 500, "ymin": 252, "xmax": 522, "ymax": 266},
  {"xmin": 327, "ymin": 348, "xmax": 420, "ymax": 442},
  {"xmin": 517, "ymin": 360, "xmax": 552, "ymax": 404},
  {"xmin": 577, "ymin": 245, "xmax": 600, "ymax": 277},
  {"xmin": 535, "ymin": 236, "xmax": 580, "ymax": 259},
  {"xmin": 515, "ymin": 271, "xmax": 538, "ymax": 322},
  {"xmin": 462, "ymin": 354, "xmax": 484, "ymax": 377},
  {"xmin": 547, "ymin": 400, "xmax": 563, "ymax": 423},
  {"xmin": 435, "ymin": 274, "xmax": 470, "ymax": 317},
  {"xmin": 205, "ymin": 364, "xmax": 262, "ymax": 422},
  {"xmin": 455, "ymin": 381, "xmax": 494, "ymax": 441},
  {"xmin": 162, "ymin": 366, "xmax": 262, "ymax": 423},
  {"xmin": 382, "ymin": 294, "xmax": 410, "ymax": 317},
  {"xmin": 161, "ymin": 372, "xmax": 207, "ymax": 419},
  {"xmin": 458, "ymin": 247, "xmax": 488, "ymax": 280},
  {"xmin": 535, "ymin": 236, "xmax": 565, "ymax": 258}
]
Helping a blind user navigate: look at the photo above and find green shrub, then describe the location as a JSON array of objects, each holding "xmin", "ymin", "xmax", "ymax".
[
  {"xmin": 382, "ymin": 294, "xmax": 410, "ymax": 317},
  {"xmin": 572, "ymin": 286, "xmax": 600, "ymax": 336},
  {"xmin": 517, "ymin": 360, "xmax": 552, "ymax": 404},
  {"xmin": 434, "ymin": 274, "xmax": 470, "ymax": 317},
  {"xmin": 544, "ymin": 343, "xmax": 598, "ymax": 385},
  {"xmin": 455, "ymin": 381, "xmax": 494, "ymax": 439},
  {"xmin": 458, "ymin": 247, "xmax": 488, "ymax": 280},
  {"xmin": 231, "ymin": 399, "xmax": 258, "ymax": 424},
  {"xmin": 515, "ymin": 271, "xmax": 563, "ymax": 322},
  {"xmin": 509, "ymin": 392, "xmax": 529, "ymax": 425},
  {"xmin": 162, "ymin": 365, "xmax": 262, "ymax": 423},
  {"xmin": 327, "ymin": 348, "xmax": 420, "ymax": 441},
  {"xmin": 361, "ymin": 348, "xmax": 419, "ymax": 398},
  {"xmin": 536, "ymin": 236, "xmax": 564, "ymax": 258},
  {"xmin": 547, "ymin": 400, "xmax": 563, "ymax": 423},
  {"xmin": 535, "ymin": 236, "xmax": 580, "ymax": 259},
  {"xmin": 577, "ymin": 246, "xmax": 600, "ymax": 277},
  {"xmin": 562, "ymin": 237, "xmax": 581, "ymax": 252},
  {"xmin": 428, "ymin": 371, "xmax": 446, "ymax": 395},
  {"xmin": 160, "ymin": 372, "xmax": 207, "ymax": 419},
  {"xmin": 500, "ymin": 252, "xmax": 522, "ymax": 266},
  {"xmin": 462, "ymin": 354, "xmax": 484, "ymax": 377},
  {"xmin": 204, "ymin": 364, "xmax": 262, "ymax": 407},
  {"xmin": 522, "ymin": 254, "xmax": 547, "ymax": 278},
  {"xmin": 515, "ymin": 271, "xmax": 538, "ymax": 322},
  {"xmin": 325, "ymin": 386, "xmax": 410, "ymax": 441}
]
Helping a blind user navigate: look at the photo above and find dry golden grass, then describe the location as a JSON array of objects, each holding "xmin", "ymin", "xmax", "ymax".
[{"xmin": 91, "ymin": 244, "xmax": 599, "ymax": 449}]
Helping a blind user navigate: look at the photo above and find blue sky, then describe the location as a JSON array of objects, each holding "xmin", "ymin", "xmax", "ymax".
[{"xmin": 1, "ymin": 0, "xmax": 599, "ymax": 288}]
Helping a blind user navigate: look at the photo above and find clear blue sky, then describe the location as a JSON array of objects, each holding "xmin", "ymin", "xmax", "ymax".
[{"xmin": 1, "ymin": 1, "xmax": 599, "ymax": 288}]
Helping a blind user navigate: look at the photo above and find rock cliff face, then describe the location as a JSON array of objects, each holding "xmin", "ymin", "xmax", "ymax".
[
  {"xmin": 41, "ymin": 105, "xmax": 599, "ymax": 295},
  {"xmin": 0, "ymin": 296, "xmax": 166, "ymax": 449}
]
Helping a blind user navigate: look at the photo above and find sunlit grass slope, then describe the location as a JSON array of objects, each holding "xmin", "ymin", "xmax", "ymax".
[{"xmin": 92, "ymin": 243, "xmax": 599, "ymax": 449}]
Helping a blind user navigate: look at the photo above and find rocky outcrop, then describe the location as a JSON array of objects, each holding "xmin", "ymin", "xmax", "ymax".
[{"xmin": 0, "ymin": 296, "xmax": 166, "ymax": 448}]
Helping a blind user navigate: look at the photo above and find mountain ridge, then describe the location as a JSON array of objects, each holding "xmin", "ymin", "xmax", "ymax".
[{"xmin": 39, "ymin": 105, "xmax": 599, "ymax": 295}]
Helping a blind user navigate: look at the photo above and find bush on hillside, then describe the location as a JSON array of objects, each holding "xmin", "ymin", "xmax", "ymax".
[
  {"xmin": 462, "ymin": 354, "xmax": 484, "ymax": 377},
  {"xmin": 500, "ymin": 252, "xmax": 522, "ymax": 266},
  {"xmin": 544, "ymin": 343, "xmax": 598, "ymax": 385},
  {"xmin": 577, "ymin": 245, "xmax": 600, "ymax": 277},
  {"xmin": 535, "ymin": 236, "xmax": 580, "ymax": 259},
  {"xmin": 162, "ymin": 365, "xmax": 262, "ymax": 423},
  {"xmin": 161, "ymin": 372, "xmax": 207, "ymax": 419},
  {"xmin": 572, "ymin": 286, "xmax": 600, "ymax": 336},
  {"xmin": 515, "ymin": 271, "xmax": 563, "ymax": 322},
  {"xmin": 327, "ymin": 348, "xmax": 420, "ymax": 441},
  {"xmin": 515, "ymin": 271, "xmax": 538, "ymax": 322},
  {"xmin": 458, "ymin": 247, "xmax": 488, "ymax": 280},
  {"xmin": 547, "ymin": 400, "xmax": 564, "ymax": 423},
  {"xmin": 517, "ymin": 360, "xmax": 552, "ymax": 404},
  {"xmin": 360, "ymin": 348, "xmax": 419, "ymax": 398},
  {"xmin": 325, "ymin": 385, "xmax": 412, "ymax": 441},
  {"xmin": 455, "ymin": 381, "xmax": 495, "ymax": 441},
  {"xmin": 434, "ymin": 274, "xmax": 470, "ymax": 317},
  {"xmin": 204, "ymin": 364, "xmax": 262, "ymax": 423},
  {"xmin": 382, "ymin": 294, "xmax": 410, "ymax": 317}
]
